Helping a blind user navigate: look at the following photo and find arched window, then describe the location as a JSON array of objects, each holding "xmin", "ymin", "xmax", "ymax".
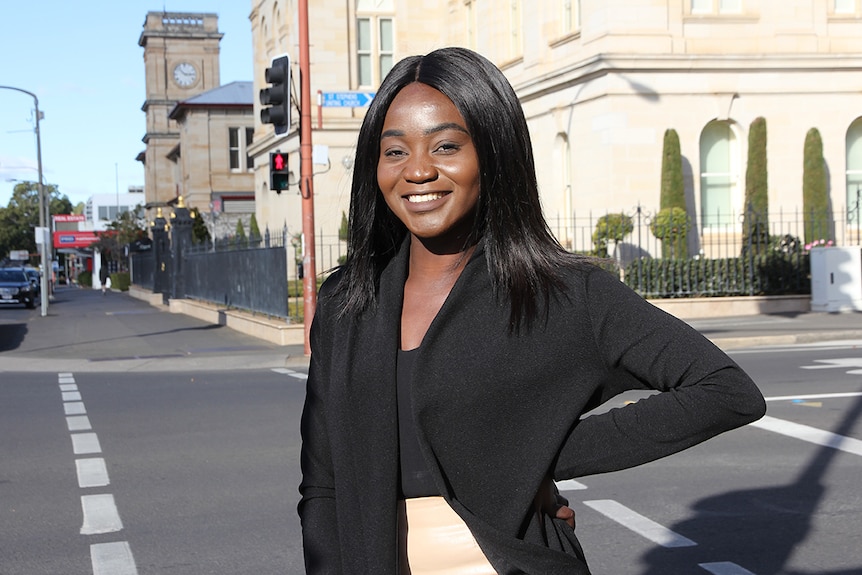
[
  {"xmin": 699, "ymin": 121, "xmax": 740, "ymax": 228},
  {"xmin": 846, "ymin": 118, "xmax": 862, "ymax": 219}
]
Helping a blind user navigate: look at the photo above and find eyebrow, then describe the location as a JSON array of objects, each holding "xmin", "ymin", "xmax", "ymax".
[{"xmin": 380, "ymin": 122, "xmax": 470, "ymax": 139}]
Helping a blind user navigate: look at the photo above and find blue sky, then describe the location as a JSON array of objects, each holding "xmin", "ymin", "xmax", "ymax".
[{"xmin": 0, "ymin": 1, "xmax": 253, "ymax": 208}]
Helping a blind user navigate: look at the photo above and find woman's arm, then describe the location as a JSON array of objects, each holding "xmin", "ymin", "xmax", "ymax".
[
  {"xmin": 297, "ymin": 301, "xmax": 343, "ymax": 574},
  {"xmin": 555, "ymin": 268, "xmax": 766, "ymax": 480}
]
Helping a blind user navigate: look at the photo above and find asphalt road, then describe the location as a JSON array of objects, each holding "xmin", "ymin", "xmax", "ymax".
[{"xmin": 2, "ymin": 286, "xmax": 861, "ymax": 574}]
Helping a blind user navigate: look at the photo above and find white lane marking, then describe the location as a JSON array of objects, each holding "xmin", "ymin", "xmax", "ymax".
[
  {"xmin": 555, "ymin": 479, "xmax": 588, "ymax": 491},
  {"xmin": 699, "ymin": 562, "xmax": 757, "ymax": 574},
  {"xmin": 67, "ymin": 415, "xmax": 92, "ymax": 432},
  {"xmin": 64, "ymin": 401, "xmax": 87, "ymax": 415},
  {"xmin": 59, "ymin": 372, "xmax": 73, "ymax": 378},
  {"xmin": 91, "ymin": 541, "xmax": 137, "ymax": 575},
  {"xmin": 750, "ymin": 415, "xmax": 862, "ymax": 456},
  {"xmin": 801, "ymin": 358, "xmax": 862, "ymax": 370},
  {"xmin": 72, "ymin": 433, "xmax": 102, "ymax": 455},
  {"xmin": 76, "ymin": 458, "xmax": 110, "ymax": 488},
  {"xmin": 59, "ymin": 383, "xmax": 78, "ymax": 391},
  {"xmin": 59, "ymin": 376, "xmax": 76, "ymax": 384},
  {"xmin": 80, "ymin": 494, "xmax": 123, "ymax": 534},
  {"xmin": 62, "ymin": 391, "xmax": 82, "ymax": 401},
  {"xmin": 583, "ymin": 500, "xmax": 697, "ymax": 548},
  {"xmin": 765, "ymin": 392, "xmax": 862, "ymax": 402},
  {"xmin": 271, "ymin": 367, "xmax": 308, "ymax": 380}
]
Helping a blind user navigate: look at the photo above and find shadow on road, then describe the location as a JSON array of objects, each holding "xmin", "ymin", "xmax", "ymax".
[
  {"xmin": 0, "ymin": 323, "xmax": 28, "ymax": 352},
  {"xmin": 639, "ymin": 393, "xmax": 862, "ymax": 574}
]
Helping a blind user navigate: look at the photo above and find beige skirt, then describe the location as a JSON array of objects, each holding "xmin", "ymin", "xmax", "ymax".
[{"xmin": 397, "ymin": 496, "xmax": 497, "ymax": 574}]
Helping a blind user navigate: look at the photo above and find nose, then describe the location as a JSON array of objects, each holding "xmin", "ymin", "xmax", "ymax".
[{"xmin": 403, "ymin": 151, "xmax": 437, "ymax": 183}]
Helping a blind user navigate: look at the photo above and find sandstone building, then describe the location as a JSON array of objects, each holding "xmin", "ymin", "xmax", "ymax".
[{"xmin": 248, "ymin": 0, "xmax": 862, "ymax": 267}]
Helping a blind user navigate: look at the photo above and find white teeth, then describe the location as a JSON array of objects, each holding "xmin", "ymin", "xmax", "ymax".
[{"xmin": 407, "ymin": 193, "xmax": 445, "ymax": 203}]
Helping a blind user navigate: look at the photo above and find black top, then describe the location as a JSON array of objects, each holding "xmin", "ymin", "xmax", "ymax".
[{"xmin": 397, "ymin": 348, "xmax": 439, "ymax": 498}]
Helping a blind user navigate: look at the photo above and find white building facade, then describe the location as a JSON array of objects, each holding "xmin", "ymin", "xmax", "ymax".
[{"xmin": 248, "ymin": 0, "xmax": 862, "ymax": 268}]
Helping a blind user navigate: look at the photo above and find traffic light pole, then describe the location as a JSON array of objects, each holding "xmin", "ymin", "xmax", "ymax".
[
  {"xmin": 298, "ymin": 0, "xmax": 317, "ymax": 355},
  {"xmin": 0, "ymin": 85, "xmax": 49, "ymax": 317}
]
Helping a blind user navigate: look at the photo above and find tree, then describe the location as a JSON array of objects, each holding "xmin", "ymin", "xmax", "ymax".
[
  {"xmin": 338, "ymin": 211, "xmax": 349, "ymax": 242},
  {"xmin": 743, "ymin": 117, "xmax": 769, "ymax": 254},
  {"xmin": 249, "ymin": 213, "xmax": 261, "ymax": 241},
  {"xmin": 592, "ymin": 213, "xmax": 633, "ymax": 258},
  {"xmin": 659, "ymin": 129, "xmax": 688, "ymax": 258},
  {"xmin": 190, "ymin": 208, "xmax": 211, "ymax": 245},
  {"xmin": 0, "ymin": 180, "xmax": 71, "ymax": 263},
  {"xmin": 235, "ymin": 219, "xmax": 247, "ymax": 244},
  {"xmin": 649, "ymin": 207, "xmax": 690, "ymax": 259},
  {"xmin": 802, "ymin": 128, "xmax": 830, "ymax": 244},
  {"xmin": 91, "ymin": 205, "xmax": 148, "ymax": 270}
]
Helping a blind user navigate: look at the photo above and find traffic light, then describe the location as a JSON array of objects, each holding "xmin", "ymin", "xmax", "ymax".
[
  {"xmin": 270, "ymin": 152, "xmax": 290, "ymax": 192},
  {"xmin": 260, "ymin": 55, "xmax": 291, "ymax": 135}
]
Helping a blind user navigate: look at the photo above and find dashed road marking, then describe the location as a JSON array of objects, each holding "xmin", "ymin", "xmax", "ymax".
[
  {"xmin": 271, "ymin": 367, "xmax": 308, "ymax": 380},
  {"xmin": 64, "ymin": 401, "xmax": 87, "ymax": 415},
  {"xmin": 76, "ymin": 458, "xmax": 110, "ymax": 488},
  {"xmin": 555, "ymin": 479, "xmax": 588, "ymax": 491},
  {"xmin": 80, "ymin": 493, "xmax": 123, "ymax": 534},
  {"xmin": 699, "ymin": 562, "xmax": 757, "ymax": 574},
  {"xmin": 91, "ymin": 541, "xmax": 137, "ymax": 575},
  {"xmin": 583, "ymin": 499, "xmax": 697, "ymax": 548},
  {"xmin": 67, "ymin": 415, "xmax": 92, "ymax": 432},
  {"xmin": 71, "ymin": 432, "xmax": 102, "ymax": 455},
  {"xmin": 62, "ymin": 390, "xmax": 82, "ymax": 401}
]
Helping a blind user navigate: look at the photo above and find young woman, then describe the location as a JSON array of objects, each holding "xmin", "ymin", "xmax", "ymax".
[{"xmin": 298, "ymin": 47, "xmax": 766, "ymax": 574}]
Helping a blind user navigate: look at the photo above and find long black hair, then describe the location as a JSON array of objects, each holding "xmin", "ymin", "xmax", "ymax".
[{"xmin": 335, "ymin": 46, "xmax": 582, "ymax": 329}]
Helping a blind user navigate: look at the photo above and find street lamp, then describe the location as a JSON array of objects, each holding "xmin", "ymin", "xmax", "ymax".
[{"xmin": 0, "ymin": 85, "xmax": 49, "ymax": 316}]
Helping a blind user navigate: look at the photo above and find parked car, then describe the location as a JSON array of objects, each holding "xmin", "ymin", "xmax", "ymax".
[
  {"xmin": 0, "ymin": 267, "xmax": 38, "ymax": 309},
  {"xmin": 24, "ymin": 267, "xmax": 41, "ymax": 291}
]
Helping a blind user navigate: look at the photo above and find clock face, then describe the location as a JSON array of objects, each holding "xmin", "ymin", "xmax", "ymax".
[{"xmin": 173, "ymin": 62, "xmax": 197, "ymax": 87}]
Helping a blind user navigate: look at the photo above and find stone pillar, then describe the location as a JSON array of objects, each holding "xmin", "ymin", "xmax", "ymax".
[
  {"xmin": 151, "ymin": 208, "xmax": 170, "ymax": 300},
  {"xmin": 170, "ymin": 196, "xmax": 194, "ymax": 300}
]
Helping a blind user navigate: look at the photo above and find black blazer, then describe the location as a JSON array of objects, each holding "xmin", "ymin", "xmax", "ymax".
[{"xmin": 298, "ymin": 239, "xmax": 766, "ymax": 574}]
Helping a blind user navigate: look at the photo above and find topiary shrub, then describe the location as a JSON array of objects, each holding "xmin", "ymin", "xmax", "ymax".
[
  {"xmin": 592, "ymin": 213, "xmax": 634, "ymax": 258},
  {"xmin": 649, "ymin": 207, "xmax": 690, "ymax": 259},
  {"xmin": 78, "ymin": 270, "xmax": 92, "ymax": 287}
]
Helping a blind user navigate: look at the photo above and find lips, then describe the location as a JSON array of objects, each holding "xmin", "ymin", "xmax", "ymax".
[{"xmin": 405, "ymin": 192, "xmax": 449, "ymax": 203}]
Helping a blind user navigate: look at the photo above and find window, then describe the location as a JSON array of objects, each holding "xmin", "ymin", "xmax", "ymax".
[
  {"xmin": 562, "ymin": 0, "xmax": 580, "ymax": 35},
  {"xmin": 699, "ymin": 121, "xmax": 740, "ymax": 228},
  {"xmin": 846, "ymin": 119, "xmax": 862, "ymax": 219},
  {"xmin": 229, "ymin": 127, "xmax": 254, "ymax": 172},
  {"xmin": 834, "ymin": 0, "xmax": 857, "ymax": 14},
  {"xmin": 356, "ymin": 0, "xmax": 394, "ymax": 88},
  {"xmin": 691, "ymin": 0, "xmax": 742, "ymax": 14}
]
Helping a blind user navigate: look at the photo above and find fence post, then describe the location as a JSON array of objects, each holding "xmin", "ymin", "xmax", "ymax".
[
  {"xmin": 152, "ymin": 209, "xmax": 170, "ymax": 301},
  {"xmin": 170, "ymin": 198, "xmax": 194, "ymax": 300}
]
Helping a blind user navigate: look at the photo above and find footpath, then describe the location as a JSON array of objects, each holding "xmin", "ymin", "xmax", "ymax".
[{"xmin": 1, "ymin": 284, "xmax": 861, "ymax": 373}]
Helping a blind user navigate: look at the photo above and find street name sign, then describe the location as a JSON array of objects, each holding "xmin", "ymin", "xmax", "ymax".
[{"xmin": 320, "ymin": 91, "xmax": 375, "ymax": 108}]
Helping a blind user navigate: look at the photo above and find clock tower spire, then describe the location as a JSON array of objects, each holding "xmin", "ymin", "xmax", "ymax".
[{"xmin": 138, "ymin": 12, "xmax": 223, "ymax": 211}]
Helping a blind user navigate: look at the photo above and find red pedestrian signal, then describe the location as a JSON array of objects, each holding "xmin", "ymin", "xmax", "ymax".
[{"xmin": 269, "ymin": 152, "xmax": 290, "ymax": 192}]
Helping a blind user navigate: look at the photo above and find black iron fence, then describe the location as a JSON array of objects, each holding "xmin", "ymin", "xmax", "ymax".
[{"xmin": 133, "ymin": 204, "xmax": 861, "ymax": 316}]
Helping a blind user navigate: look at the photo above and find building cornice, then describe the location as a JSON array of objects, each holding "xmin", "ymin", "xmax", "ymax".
[{"xmin": 515, "ymin": 52, "xmax": 862, "ymax": 103}]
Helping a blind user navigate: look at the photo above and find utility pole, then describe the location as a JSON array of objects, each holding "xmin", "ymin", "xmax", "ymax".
[
  {"xmin": 298, "ymin": 0, "xmax": 317, "ymax": 355},
  {"xmin": 0, "ymin": 85, "xmax": 49, "ymax": 316}
]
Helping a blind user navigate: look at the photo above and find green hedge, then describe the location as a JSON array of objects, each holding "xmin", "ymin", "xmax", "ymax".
[
  {"xmin": 622, "ymin": 253, "xmax": 810, "ymax": 298},
  {"xmin": 78, "ymin": 271, "xmax": 92, "ymax": 287},
  {"xmin": 110, "ymin": 272, "xmax": 131, "ymax": 292}
]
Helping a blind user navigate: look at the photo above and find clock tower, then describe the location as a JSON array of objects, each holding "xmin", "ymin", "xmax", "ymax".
[{"xmin": 138, "ymin": 12, "xmax": 223, "ymax": 210}]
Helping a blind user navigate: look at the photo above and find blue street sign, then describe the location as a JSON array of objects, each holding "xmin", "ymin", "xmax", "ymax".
[{"xmin": 321, "ymin": 91, "xmax": 375, "ymax": 108}]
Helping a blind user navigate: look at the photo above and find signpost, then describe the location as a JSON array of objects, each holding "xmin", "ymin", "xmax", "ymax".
[{"xmin": 320, "ymin": 91, "xmax": 375, "ymax": 108}]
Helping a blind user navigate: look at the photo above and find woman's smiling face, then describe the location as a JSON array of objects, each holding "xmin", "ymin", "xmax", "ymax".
[{"xmin": 377, "ymin": 82, "xmax": 481, "ymax": 252}]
